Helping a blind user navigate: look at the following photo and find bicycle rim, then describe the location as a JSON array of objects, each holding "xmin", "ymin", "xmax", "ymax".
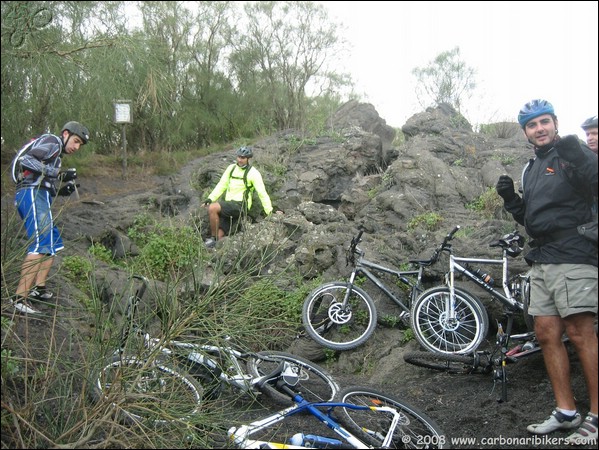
[
  {"xmin": 336, "ymin": 386, "xmax": 449, "ymax": 449},
  {"xmin": 403, "ymin": 351, "xmax": 479, "ymax": 374},
  {"xmin": 411, "ymin": 287, "xmax": 488, "ymax": 354},
  {"xmin": 94, "ymin": 355, "xmax": 204, "ymax": 425},
  {"xmin": 302, "ymin": 282, "xmax": 377, "ymax": 351},
  {"xmin": 520, "ymin": 275, "xmax": 534, "ymax": 332},
  {"xmin": 246, "ymin": 351, "xmax": 339, "ymax": 404}
]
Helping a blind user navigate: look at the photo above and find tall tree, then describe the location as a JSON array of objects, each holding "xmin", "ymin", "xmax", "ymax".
[
  {"xmin": 230, "ymin": 1, "xmax": 347, "ymax": 131},
  {"xmin": 412, "ymin": 46, "xmax": 476, "ymax": 113}
]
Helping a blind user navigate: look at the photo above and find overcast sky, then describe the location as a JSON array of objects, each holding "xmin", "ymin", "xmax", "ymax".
[{"xmin": 318, "ymin": 1, "xmax": 598, "ymax": 140}]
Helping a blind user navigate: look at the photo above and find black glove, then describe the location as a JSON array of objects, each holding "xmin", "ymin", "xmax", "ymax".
[
  {"xmin": 57, "ymin": 181, "xmax": 80, "ymax": 196},
  {"xmin": 554, "ymin": 135, "xmax": 586, "ymax": 166},
  {"xmin": 496, "ymin": 175, "xmax": 516, "ymax": 201},
  {"xmin": 58, "ymin": 168, "xmax": 77, "ymax": 182}
]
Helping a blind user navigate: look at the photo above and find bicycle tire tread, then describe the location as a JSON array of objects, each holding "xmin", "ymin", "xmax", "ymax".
[{"xmin": 336, "ymin": 385, "xmax": 450, "ymax": 448}]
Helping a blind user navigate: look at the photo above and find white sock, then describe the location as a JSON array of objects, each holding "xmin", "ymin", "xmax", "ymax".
[{"xmin": 556, "ymin": 407, "xmax": 577, "ymax": 417}]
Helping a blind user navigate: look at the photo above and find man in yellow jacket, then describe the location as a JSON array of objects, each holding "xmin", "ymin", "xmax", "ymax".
[{"xmin": 202, "ymin": 146, "xmax": 276, "ymax": 248}]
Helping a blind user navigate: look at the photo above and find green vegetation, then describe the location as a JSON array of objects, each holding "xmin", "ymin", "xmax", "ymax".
[
  {"xmin": 407, "ymin": 212, "xmax": 444, "ymax": 232},
  {"xmin": 402, "ymin": 328, "xmax": 415, "ymax": 344},
  {"xmin": 0, "ymin": 225, "xmax": 321, "ymax": 448},
  {"xmin": 466, "ymin": 187, "xmax": 504, "ymax": 219},
  {"xmin": 479, "ymin": 122, "xmax": 520, "ymax": 139},
  {"xmin": 0, "ymin": 1, "xmax": 348, "ymax": 164}
]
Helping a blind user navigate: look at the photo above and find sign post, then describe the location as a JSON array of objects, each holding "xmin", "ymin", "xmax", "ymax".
[{"xmin": 114, "ymin": 100, "xmax": 132, "ymax": 179}]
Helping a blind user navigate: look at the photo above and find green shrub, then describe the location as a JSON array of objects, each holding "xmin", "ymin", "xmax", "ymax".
[
  {"xmin": 88, "ymin": 242, "xmax": 113, "ymax": 264},
  {"xmin": 61, "ymin": 255, "xmax": 93, "ymax": 287},
  {"xmin": 131, "ymin": 225, "xmax": 203, "ymax": 280},
  {"xmin": 407, "ymin": 213, "xmax": 444, "ymax": 231},
  {"xmin": 466, "ymin": 187, "xmax": 503, "ymax": 219}
]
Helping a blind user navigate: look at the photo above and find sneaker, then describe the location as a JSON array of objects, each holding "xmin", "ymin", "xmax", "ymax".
[
  {"xmin": 527, "ymin": 410, "xmax": 582, "ymax": 435},
  {"xmin": 204, "ymin": 237, "xmax": 217, "ymax": 249},
  {"xmin": 10, "ymin": 297, "xmax": 41, "ymax": 315},
  {"xmin": 29, "ymin": 286, "xmax": 53, "ymax": 302},
  {"xmin": 565, "ymin": 414, "xmax": 598, "ymax": 445}
]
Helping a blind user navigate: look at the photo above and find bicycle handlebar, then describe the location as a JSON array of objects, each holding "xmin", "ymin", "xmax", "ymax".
[
  {"xmin": 444, "ymin": 225, "xmax": 460, "ymax": 244},
  {"xmin": 132, "ymin": 275, "xmax": 149, "ymax": 300},
  {"xmin": 346, "ymin": 229, "xmax": 365, "ymax": 266},
  {"xmin": 350, "ymin": 229, "xmax": 364, "ymax": 251},
  {"xmin": 410, "ymin": 225, "xmax": 461, "ymax": 266},
  {"xmin": 347, "ymin": 225, "xmax": 461, "ymax": 268},
  {"xmin": 255, "ymin": 361, "xmax": 286, "ymax": 389}
]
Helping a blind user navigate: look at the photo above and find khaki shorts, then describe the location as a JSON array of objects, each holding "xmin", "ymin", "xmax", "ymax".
[{"xmin": 528, "ymin": 263, "xmax": 598, "ymax": 318}]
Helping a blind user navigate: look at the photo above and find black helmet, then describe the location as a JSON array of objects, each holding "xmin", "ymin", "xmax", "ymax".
[
  {"xmin": 236, "ymin": 146, "xmax": 253, "ymax": 158},
  {"xmin": 62, "ymin": 121, "xmax": 90, "ymax": 144},
  {"xmin": 517, "ymin": 99, "xmax": 555, "ymax": 128},
  {"xmin": 581, "ymin": 115, "xmax": 598, "ymax": 130}
]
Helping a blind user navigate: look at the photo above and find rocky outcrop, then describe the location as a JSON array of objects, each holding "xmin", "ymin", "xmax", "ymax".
[{"xmin": 60, "ymin": 101, "xmax": 533, "ymax": 348}]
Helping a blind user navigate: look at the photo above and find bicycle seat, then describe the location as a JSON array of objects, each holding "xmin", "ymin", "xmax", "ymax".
[
  {"xmin": 489, "ymin": 232, "xmax": 525, "ymax": 257},
  {"xmin": 408, "ymin": 258, "xmax": 436, "ymax": 267}
]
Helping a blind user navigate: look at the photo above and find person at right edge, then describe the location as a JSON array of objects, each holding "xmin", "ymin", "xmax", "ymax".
[
  {"xmin": 496, "ymin": 99, "xmax": 598, "ymax": 445},
  {"xmin": 580, "ymin": 115, "xmax": 597, "ymax": 155}
]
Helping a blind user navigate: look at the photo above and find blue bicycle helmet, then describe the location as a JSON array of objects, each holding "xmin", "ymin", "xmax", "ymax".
[
  {"xmin": 517, "ymin": 99, "xmax": 555, "ymax": 128},
  {"xmin": 236, "ymin": 146, "xmax": 253, "ymax": 158},
  {"xmin": 581, "ymin": 115, "xmax": 598, "ymax": 130}
]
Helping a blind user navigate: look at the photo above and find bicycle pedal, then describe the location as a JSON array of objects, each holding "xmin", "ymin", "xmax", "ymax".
[
  {"xmin": 505, "ymin": 345, "xmax": 522, "ymax": 357},
  {"xmin": 399, "ymin": 311, "xmax": 410, "ymax": 326}
]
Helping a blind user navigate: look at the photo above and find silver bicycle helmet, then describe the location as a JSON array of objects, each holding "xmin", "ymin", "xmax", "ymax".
[
  {"xmin": 62, "ymin": 121, "xmax": 90, "ymax": 144},
  {"xmin": 236, "ymin": 146, "xmax": 253, "ymax": 158},
  {"xmin": 581, "ymin": 115, "xmax": 598, "ymax": 130}
]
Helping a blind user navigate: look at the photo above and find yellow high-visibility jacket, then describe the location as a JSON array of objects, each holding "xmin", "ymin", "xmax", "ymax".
[{"xmin": 207, "ymin": 164, "xmax": 273, "ymax": 215}]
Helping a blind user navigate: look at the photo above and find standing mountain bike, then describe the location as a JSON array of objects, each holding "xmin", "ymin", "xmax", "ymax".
[
  {"xmin": 404, "ymin": 231, "xmax": 545, "ymax": 402},
  {"xmin": 302, "ymin": 226, "xmax": 484, "ymax": 352},
  {"xmin": 409, "ymin": 230, "xmax": 530, "ymax": 355},
  {"xmin": 93, "ymin": 275, "xmax": 339, "ymax": 426}
]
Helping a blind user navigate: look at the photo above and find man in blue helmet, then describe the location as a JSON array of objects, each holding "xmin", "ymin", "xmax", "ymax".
[
  {"xmin": 11, "ymin": 121, "xmax": 90, "ymax": 314},
  {"xmin": 202, "ymin": 146, "xmax": 279, "ymax": 248},
  {"xmin": 496, "ymin": 100, "xmax": 597, "ymax": 444}
]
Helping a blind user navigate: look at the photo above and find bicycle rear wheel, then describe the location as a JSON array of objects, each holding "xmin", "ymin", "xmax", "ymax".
[
  {"xmin": 93, "ymin": 354, "xmax": 204, "ymax": 425},
  {"xmin": 336, "ymin": 386, "xmax": 450, "ymax": 449},
  {"xmin": 246, "ymin": 351, "xmax": 339, "ymax": 404},
  {"xmin": 302, "ymin": 282, "xmax": 377, "ymax": 351},
  {"xmin": 403, "ymin": 351, "xmax": 485, "ymax": 374},
  {"xmin": 520, "ymin": 273, "xmax": 534, "ymax": 332},
  {"xmin": 410, "ymin": 287, "xmax": 488, "ymax": 354}
]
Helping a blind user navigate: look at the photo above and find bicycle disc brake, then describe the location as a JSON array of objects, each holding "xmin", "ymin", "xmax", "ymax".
[{"xmin": 327, "ymin": 302, "xmax": 352, "ymax": 324}]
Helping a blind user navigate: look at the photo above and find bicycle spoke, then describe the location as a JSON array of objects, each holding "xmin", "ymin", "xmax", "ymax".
[
  {"xmin": 336, "ymin": 386, "xmax": 448, "ymax": 449},
  {"xmin": 302, "ymin": 282, "xmax": 377, "ymax": 351},
  {"xmin": 95, "ymin": 356, "xmax": 203, "ymax": 425}
]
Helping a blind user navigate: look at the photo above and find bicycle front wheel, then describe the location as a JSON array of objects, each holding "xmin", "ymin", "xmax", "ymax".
[
  {"xmin": 93, "ymin": 354, "xmax": 204, "ymax": 425},
  {"xmin": 411, "ymin": 287, "xmax": 488, "ymax": 354},
  {"xmin": 403, "ymin": 351, "xmax": 483, "ymax": 374},
  {"xmin": 336, "ymin": 386, "xmax": 450, "ymax": 449},
  {"xmin": 302, "ymin": 282, "xmax": 377, "ymax": 351},
  {"xmin": 246, "ymin": 351, "xmax": 339, "ymax": 404}
]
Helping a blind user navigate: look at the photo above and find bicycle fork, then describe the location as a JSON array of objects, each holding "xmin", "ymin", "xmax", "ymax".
[{"xmin": 493, "ymin": 322, "xmax": 509, "ymax": 403}]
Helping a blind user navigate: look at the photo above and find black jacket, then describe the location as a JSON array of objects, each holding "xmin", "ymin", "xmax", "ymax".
[{"xmin": 504, "ymin": 140, "xmax": 598, "ymax": 266}]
